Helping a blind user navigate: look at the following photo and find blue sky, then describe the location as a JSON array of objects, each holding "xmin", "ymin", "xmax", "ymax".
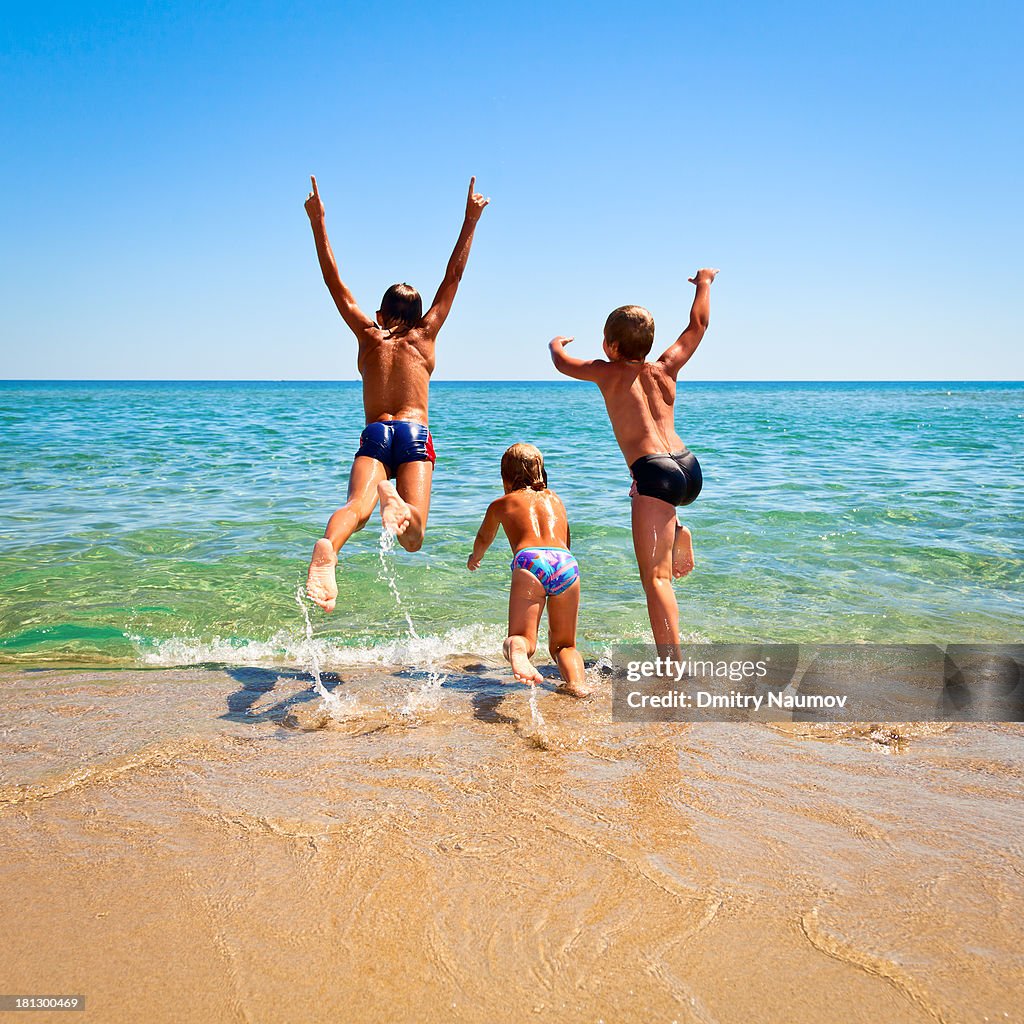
[{"xmin": 1, "ymin": 1, "xmax": 1020, "ymax": 380}]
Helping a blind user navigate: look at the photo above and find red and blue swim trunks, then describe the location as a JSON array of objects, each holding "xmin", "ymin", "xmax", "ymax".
[{"xmin": 355, "ymin": 420, "xmax": 436, "ymax": 477}]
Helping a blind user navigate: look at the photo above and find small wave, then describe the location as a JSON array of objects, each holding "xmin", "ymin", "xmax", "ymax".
[
  {"xmin": 132, "ymin": 622, "xmax": 508, "ymax": 672},
  {"xmin": 131, "ymin": 625, "xmax": 713, "ymax": 673}
]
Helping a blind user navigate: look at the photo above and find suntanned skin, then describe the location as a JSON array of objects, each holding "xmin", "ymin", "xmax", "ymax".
[
  {"xmin": 305, "ymin": 175, "xmax": 489, "ymax": 612},
  {"xmin": 468, "ymin": 487, "xmax": 589, "ymax": 697},
  {"xmin": 549, "ymin": 269, "xmax": 718, "ymax": 658}
]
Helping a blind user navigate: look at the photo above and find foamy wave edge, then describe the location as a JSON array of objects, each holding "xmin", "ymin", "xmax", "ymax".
[
  {"xmin": 131, "ymin": 623, "xmax": 712, "ymax": 674},
  {"xmin": 132, "ymin": 623, "xmax": 509, "ymax": 671}
]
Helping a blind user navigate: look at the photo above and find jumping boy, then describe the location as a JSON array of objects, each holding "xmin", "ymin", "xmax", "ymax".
[
  {"xmin": 305, "ymin": 175, "xmax": 489, "ymax": 611},
  {"xmin": 548, "ymin": 270, "xmax": 719, "ymax": 656}
]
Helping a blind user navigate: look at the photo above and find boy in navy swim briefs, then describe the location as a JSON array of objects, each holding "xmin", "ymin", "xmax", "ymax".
[
  {"xmin": 467, "ymin": 444, "xmax": 590, "ymax": 697},
  {"xmin": 304, "ymin": 175, "xmax": 489, "ymax": 612},
  {"xmin": 549, "ymin": 269, "xmax": 719, "ymax": 658}
]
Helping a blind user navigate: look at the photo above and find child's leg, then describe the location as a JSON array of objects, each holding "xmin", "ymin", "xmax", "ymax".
[
  {"xmin": 503, "ymin": 568, "xmax": 545, "ymax": 685},
  {"xmin": 673, "ymin": 521, "xmax": 695, "ymax": 579},
  {"xmin": 378, "ymin": 461, "xmax": 433, "ymax": 552},
  {"xmin": 546, "ymin": 580, "xmax": 590, "ymax": 697},
  {"xmin": 631, "ymin": 494, "xmax": 682, "ymax": 659},
  {"xmin": 306, "ymin": 457, "xmax": 387, "ymax": 612}
]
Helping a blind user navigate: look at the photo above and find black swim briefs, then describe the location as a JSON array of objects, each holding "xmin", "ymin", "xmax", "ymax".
[{"xmin": 630, "ymin": 447, "xmax": 702, "ymax": 507}]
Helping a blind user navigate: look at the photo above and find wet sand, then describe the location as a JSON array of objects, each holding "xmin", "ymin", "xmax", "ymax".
[{"xmin": 1, "ymin": 665, "xmax": 1022, "ymax": 1023}]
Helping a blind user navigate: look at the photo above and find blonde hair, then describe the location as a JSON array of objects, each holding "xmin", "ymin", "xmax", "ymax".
[{"xmin": 501, "ymin": 443, "xmax": 546, "ymax": 492}]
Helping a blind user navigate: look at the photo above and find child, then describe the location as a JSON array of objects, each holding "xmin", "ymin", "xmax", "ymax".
[
  {"xmin": 467, "ymin": 444, "xmax": 590, "ymax": 698},
  {"xmin": 548, "ymin": 269, "xmax": 719, "ymax": 657},
  {"xmin": 304, "ymin": 175, "xmax": 489, "ymax": 612}
]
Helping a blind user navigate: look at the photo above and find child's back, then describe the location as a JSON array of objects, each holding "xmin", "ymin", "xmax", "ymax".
[
  {"xmin": 356, "ymin": 325, "xmax": 437, "ymax": 425},
  {"xmin": 592, "ymin": 359, "xmax": 685, "ymax": 466},
  {"xmin": 488, "ymin": 487, "xmax": 570, "ymax": 554}
]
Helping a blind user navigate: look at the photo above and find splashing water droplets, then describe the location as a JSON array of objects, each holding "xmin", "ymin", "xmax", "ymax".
[
  {"xmin": 378, "ymin": 529, "xmax": 419, "ymax": 639},
  {"xmin": 374, "ymin": 530, "xmax": 449, "ymax": 716},
  {"xmin": 517, "ymin": 682, "xmax": 559, "ymax": 750},
  {"xmin": 528, "ymin": 684, "xmax": 546, "ymax": 728},
  {"xmin": 291, "ymin": 530, "xmax": 454, "ymax": 720},
  {"xmin": 294, "ymin": 586, "xmax": 345, "ymax": 716}
]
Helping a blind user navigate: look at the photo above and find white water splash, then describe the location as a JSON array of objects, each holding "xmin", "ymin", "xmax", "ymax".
[
  {"xmin": 294, "ymin": 586, "xmax": 351, "ymax": 718},
  {"xmin": 132, "ymin": 622, "xmax": 505, "ymax": 671},
  {"xmin": 517, "ymin": 682, "xmax": 557, "ymax": 751},
  {"xmin": 527, "ymin": 684, "xmax": 546, "ymax": 728},
  {"xmin": 375, "ymin": 530, "xmax": 449, "ymax": 715},
  {"xmin": 377, "ymin": 529, "xmax": 419, "ymax": 639}
]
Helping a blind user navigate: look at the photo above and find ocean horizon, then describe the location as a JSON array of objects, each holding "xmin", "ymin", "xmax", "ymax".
[{"xmin": 3, "ymin": 378, "xmax": 1021, "ymax": 384}]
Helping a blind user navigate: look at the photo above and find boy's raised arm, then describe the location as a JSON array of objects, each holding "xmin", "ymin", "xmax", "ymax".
[
  {"xmin": 549, "ymin": 336, "xmax": 608, "ymax": 382},
  {"xmin": 657, "ymin": 269, "xmax": 719, "ymax": 376},
  {"xmin": 422, "ymin": 177, "xmax": 490, "ymax": 336},
  {"xmin": 467, "ymin": 503, "xmax": 501, "ymax": 570},
  {"xmin": 305, "ymin": 175, "xmax": 377, "ymax": 336}
]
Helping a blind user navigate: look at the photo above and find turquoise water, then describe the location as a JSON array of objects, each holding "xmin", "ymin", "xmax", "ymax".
[{"xmin": 1, "ymin": 380, "xmax": 1021, "ymax": 667}]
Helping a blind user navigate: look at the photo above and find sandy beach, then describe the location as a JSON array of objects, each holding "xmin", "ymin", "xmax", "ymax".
[{"xmin": 2, "ymin": 665, "xmax": 1022, "ymax": 1023}]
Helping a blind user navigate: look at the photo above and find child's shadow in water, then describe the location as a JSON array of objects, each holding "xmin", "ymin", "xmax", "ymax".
[
  {"xmin": 392, "ymin": 662, "xmax": 525, "ymax": 725},
  {"xmin": 220, "ymin": 666, "xmax": 342, "ymax": 724},
  {"xmin": 440, "ymin": 662, "xmax": 558, "ymax": 725},
  {"xmin": 220, "ymin": 664, "xmax": 559, "ymax": 728}
]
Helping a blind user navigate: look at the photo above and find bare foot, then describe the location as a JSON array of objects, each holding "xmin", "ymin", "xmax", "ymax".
[
  {"xmin": 673, "ymin": 522, "xmax": 695, "ymax": 579},
  {"xmin": 377, "ymin": 481, "xmax": 412, "ymax": 536},
  {"xmin": 503, "ymin": 638, "xmax": 543, "ymax": 685},
  {"xmin": 511, "ymin": 651, "xmax": 543, "ymax": 686},
  {"xmin": 557, "ymin": 679, "xmax": 593, "ymax": 698},
  {"xmin": 306, "ymin": 538, "xmax": 338, "ymax": 612}
]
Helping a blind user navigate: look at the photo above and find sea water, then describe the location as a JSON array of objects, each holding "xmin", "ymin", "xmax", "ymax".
[{"xmin": 0, "ymin": 380, "xmax": 1021, "ymax": 668}]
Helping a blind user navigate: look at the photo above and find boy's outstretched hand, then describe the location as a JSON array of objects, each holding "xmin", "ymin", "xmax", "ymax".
[
  {"xmin": 305, "ymin": 175, "xmax": 325, "ymax": 222},
  {"xmin": 688, "ymin": 268, "xmax": 720, "ymax": 285},
  {"xmin": 549, "ymin": 335, "xmax": 574, "ymax": 349},
  {"xmin": 466, "ymin": 176, "xmax": 490, "ymax": 220}
]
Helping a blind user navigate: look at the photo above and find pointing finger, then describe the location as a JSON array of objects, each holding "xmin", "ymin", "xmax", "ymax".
[
  {"xmin": 310, "ymin": 175, "xmax": 319, "ymax": 197},
  {"xmin": 468, "ymin": 175, "xmax": 476, "ymax": 197}
]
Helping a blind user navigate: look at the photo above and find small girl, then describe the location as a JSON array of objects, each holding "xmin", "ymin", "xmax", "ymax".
[{"xmin": 467, "ymin": 443, "xmax": 589, "ymax": 697}]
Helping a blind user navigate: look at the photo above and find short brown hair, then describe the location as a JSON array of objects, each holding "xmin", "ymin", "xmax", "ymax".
[
  {"xmin": 379, "ymin": 283, "xmax": 422, "ymax": 328},
  {"xmin": 501, "ymin": 443, "xmax": 547, "ymax": 492},
  {"xmin": 604, "ymin": 305, "xmax": 655, "ymax": 360}
]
